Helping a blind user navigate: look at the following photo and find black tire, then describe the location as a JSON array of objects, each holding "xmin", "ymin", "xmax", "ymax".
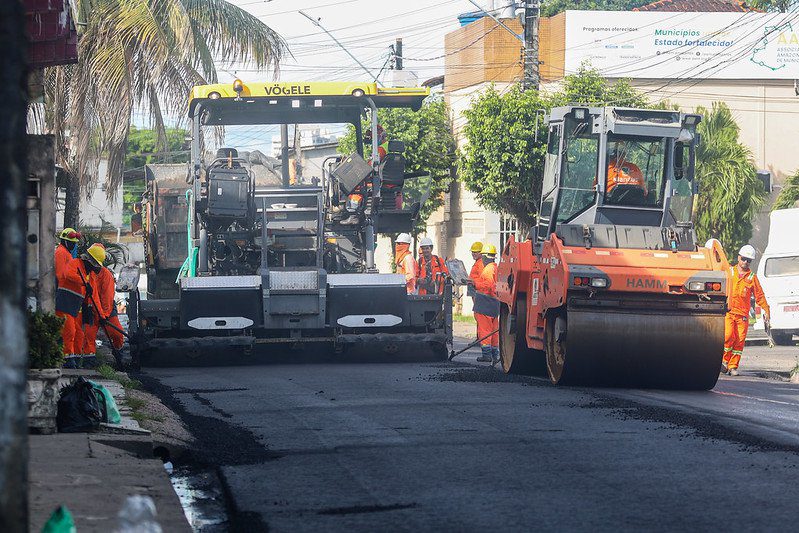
[
  {"xmin": 772, "ymin": 331, "xmax": 795, "ymax": 346},
  {"xmin": 500, "ymin": 297, "xmax": 546, "ymax": 375},
  {"xmin": 544, "ymin": 310, "xmax": 575, "ymax": 385}
]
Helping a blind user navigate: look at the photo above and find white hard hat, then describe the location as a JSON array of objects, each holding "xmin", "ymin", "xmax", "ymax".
[
  {"xmin": 704, "ymin": 238, "xmax": 720, "ymax": 250},
  {"xmin": 739, "ymin": 244, "xmax": 756, "ymax": 260},
  {"xmin": 419, "ymin": 237, "xmax": 434, "ymax": 248},
  {"xmin": 396, "ymin": 233, "xmax": 412, "ymax": 244}
]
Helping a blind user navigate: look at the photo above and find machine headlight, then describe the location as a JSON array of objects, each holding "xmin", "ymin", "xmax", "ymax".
[
  {"xmin": 687, "ymin": 281, "xmax": 705, "ymax": 292},
  {"xmin": 590, "ymin": 278, "xmax": 608, "ymax": 288}
]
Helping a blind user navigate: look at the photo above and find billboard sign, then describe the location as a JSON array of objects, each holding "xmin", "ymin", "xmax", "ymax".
[{"xmin": 564, "ymin": 11, "xmax": 799, "ymax": 80}]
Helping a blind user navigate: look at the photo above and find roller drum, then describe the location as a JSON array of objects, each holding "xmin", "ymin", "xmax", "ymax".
[{"xmin": 549, "ymin": 299, "xmax": 725, "ymax": 390}]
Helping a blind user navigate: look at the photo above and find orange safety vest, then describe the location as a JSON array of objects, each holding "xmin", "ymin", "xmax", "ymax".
[
  {"xmin": 87, "ymin": 267, "xmax": 116, "ymax": 320},
  {"xmin": 416, "ymin": 255, "xmax": 449, "ymax": 295},
  {"xmin": 474, "ymin": 261, "xmax": 497, "ymax": 297},
  {"xmin": 56, "ymin": 258, "xmax": 91, "ymax": 317},
  {"xmin": 607, "ymin": 158, "xmax": 646, "ymax": 194},
  {"xmin": 395, "ymin": 244, "xmax": 418, "ymax": 294},
  {"xmin": 473, "ymin": 261, "xmax": 499, "ymax": 317},
  {"xmin": 469, "ymin": 257, "xmax": 484, "ymax": 283},
  {"xmin": 727, "ymin": 265, "xmax": 769, "ymax": 317},
  {"xmin": 54, "ymin": 244, "xmax": 73, "ymax": 286}
]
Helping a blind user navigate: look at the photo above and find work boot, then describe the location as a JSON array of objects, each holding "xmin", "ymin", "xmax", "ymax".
[
  {"xmin": 476, "ymin": 346, "xmax": 493, "ymax": 363},
  {"xmin": 728, "ymin": 367, "xmax": 739, "ymax": 377},
  {"xmin": 340, "ymin": 215, "xmax": 360, "ymax": 225},
  {"xmin": 63, "ymin": 354, "xmax": 79, "ymax": 369},
  {"xmin": 720, "ymin": 363, "xmax": 728, "ymax": 374},
  {"xmin": 82, "ymin": 354, "xmax": 98, "ymax": 369},
  {"xmin": 491, "ymin": 347, "xmax": 500, "ymax": 364}
]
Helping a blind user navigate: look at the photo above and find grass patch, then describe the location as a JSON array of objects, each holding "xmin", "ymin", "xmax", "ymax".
[
  {"xmin": 453, "ymin": 314, "xmax": 476, "ymax": 324},
  {"xmin": 124, "ymin": 396, "xmax": 147, "ymax": 411},
  {"xmin": 96, "ymin": 364, "xmax": 140, "ymax": 390}
]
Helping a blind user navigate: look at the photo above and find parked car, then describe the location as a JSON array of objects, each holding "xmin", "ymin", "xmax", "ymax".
[{"xmin": 754, "ymin": 208, "xmax": 799, "ymax": 345}]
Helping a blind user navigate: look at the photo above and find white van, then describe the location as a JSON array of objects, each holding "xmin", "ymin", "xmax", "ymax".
[{"xmin": 755, "ymin": 208, "xmax": 799, "ymax": 345}]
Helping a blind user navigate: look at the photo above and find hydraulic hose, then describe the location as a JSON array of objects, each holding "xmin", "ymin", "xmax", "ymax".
[{"xmin": 176, "ymin": 189, "xmax": 199, "ymax": 281}]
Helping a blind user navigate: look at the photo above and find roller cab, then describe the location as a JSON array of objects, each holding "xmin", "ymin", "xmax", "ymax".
[{"xmin": 498, "ymin": 106, "xmax": 728, "ymax": 389}]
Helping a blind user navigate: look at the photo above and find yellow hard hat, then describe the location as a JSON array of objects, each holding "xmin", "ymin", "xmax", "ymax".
[
  {"xmin": 481, "ymin": 243, "xmax": 497, "ymax": 255},
  {"xmin": 470, "ymin": 241, "xmax": 483, "ymax": 253},
  {"xmin": 59, "ymin": 227, "xmax": 81, "ymax": 242},
  {"xmin": 84, "ymin": 243, "xmax": 107, "ymax": 267}
]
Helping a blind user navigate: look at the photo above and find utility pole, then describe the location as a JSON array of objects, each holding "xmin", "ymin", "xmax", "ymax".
[
  {"xmin": 0, "ymin": 0, "xmax": 29, "ymax": 530},
  {"xmin": 523, "ymin": 0, "xmax": 540, "ymax": 91},
  {"xmin": 395, "ymin": 38, "xmax": 403, "ymax": 71}
]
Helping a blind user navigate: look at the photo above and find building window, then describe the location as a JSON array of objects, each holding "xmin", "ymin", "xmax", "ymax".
[{"xmin": 499, "ymin": 214, "xmax": 520, "ymax": 254}]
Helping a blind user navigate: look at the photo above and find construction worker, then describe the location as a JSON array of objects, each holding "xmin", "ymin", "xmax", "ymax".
[
  {"xmin": 343, "ymin": 125, "xmax": 389, "ymax": 224},
  {"xmin": 57, "ymin": 243, "xmax": 106, "ymax": 368},
  {"xmin": 55, "ymin": 228, "xmax": 82, "ymax": 357},
  {"xmin": 606, "ymin": 141, "xmax": 647, "ymax": 197},
  {"xmin": 468, "ymin": 241, "xmax": 484, "ymax": 340},
  {"xmin": 395, "ymin": 233, "xmax": 418, "ymax": 294},
  {"xmin": 82, "ymin": 264, "xmax": 125, "ymax": 365},
  {"xmin": 416, "ymin": 237, "xmax": 449, "ymax": 295},
  {"xmin": 723, "ymin": 244, "xmax": 770, "ymax": 376},
  {"xmin": 472, "ymin": 243, "xmax": 499, "ymax": 363}
]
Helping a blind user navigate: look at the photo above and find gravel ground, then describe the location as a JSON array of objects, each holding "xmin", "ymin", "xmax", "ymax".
[{"xmin": 126, "ymin": 387, "xmax": 196, "ymax": 456}]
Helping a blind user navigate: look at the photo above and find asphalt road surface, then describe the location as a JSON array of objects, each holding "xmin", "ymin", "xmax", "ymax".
[{"xmin": 142, "ymin": 342, "xmax": 799, "ymax": 532}]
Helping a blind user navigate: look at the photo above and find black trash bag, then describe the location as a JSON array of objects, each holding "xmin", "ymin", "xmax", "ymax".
[{"xmin": 57, "ymin": 376, "xmax": 102, "ymax": 432}]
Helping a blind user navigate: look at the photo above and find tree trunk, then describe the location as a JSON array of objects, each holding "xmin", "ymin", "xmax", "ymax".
[
  {"xmin": 63, "ymin": 171, "xmax": 80, "ymax": 228},
  {"xmin": 0, "ymin": 0, "xmax": 29, "ymax": 531}
]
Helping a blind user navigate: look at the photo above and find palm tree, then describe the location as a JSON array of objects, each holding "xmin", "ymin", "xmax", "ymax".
[
  {"xmin": 45, "ymin": 0, "xmax": 286, "ymax": 227},
  {"xmin": 773, "ymin": 169, "xmax": 799, "ymax": 211},
  {"xmin": 693, "ymin": 102, "xmax": 766, "ymax": 258}
]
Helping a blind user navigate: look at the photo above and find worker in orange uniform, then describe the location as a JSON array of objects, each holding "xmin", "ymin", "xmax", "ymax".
[
  {"xmin": 416, "ymin": 237, "xmax": 449, "ymax": 295},
  {"xmin": 57, "ymin": 243, "xmax": 106, "ymax": 368},
  {"xmin": 395, "ymin": 233, "xmax": 418, "ymax": 294},
  {"xmin": 342, "ymin": 125, "xmax": 390, "ymax": 225},
  {"xmin": 723, "ymin": 244, "xmax": 770, "ymax": 376},
  {"xmin": 606, "ymin": 142, "xmax": 647, "ymax": 198},
  {"xmin": 471, "ymin": 243, "xmax": 500, "ymax": 363},
  {"xmin": 468, "ymin": 241, "xmax": 484, "ymax": 342},
  {"xmin": 82, "ymin": 264, "xmax": 125, "ymax": 367},
  {"xmin": 55, "ymin": 228, "xmax": 82, "ymax": 357}
]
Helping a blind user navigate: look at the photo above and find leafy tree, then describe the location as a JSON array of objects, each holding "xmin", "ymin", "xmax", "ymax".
[
  {"xmin": 45, "ymin": 0, "xmax": 286, "ymax": 226},
  {"xmin": 459, "ymin": 67, "xmax": 648, "ymax": 226},
  {"xmin": 693, "ymin": 103, "xmax": 767, "ymax": 257},
  {"xmin": 339, "ymin": 97, "xmax": 457, "ymax": 234},
  {"xmin": 460, "ymin": 84, "xmax": 547, "ymax": 227},
  {"xmin": 541, "ymin": 0, "xmax": 652, "ymax": 17},
  {"xmin": 772, "ymin": 170, "xmax": 799, "ymax": 210},
  {"xmin": 125, "ymin": 125, "xmax": 189, "ymax": 170},
  {"xmin": 747, "ymin": 0, "xmax": 797, "ymax": 11}
]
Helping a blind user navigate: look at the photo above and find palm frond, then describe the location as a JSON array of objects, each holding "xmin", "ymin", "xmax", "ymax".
[{"xmin": 42, "ymin": 0, "xmax": 286, "ymax": 204}]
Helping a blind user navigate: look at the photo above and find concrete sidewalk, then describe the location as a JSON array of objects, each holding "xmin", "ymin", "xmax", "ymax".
[{"xmin": 28, "ymin": 370, "xmax": 190, "ymax": 532}]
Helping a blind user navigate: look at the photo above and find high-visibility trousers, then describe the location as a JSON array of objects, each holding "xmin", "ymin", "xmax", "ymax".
[
  {"xmin": 475, "ymin": 313, "xmax": 498, "ymax": 348},
  {"xmin": 56, "ymin": 310, "xmax": 85, "ymax": 354},
  {"xmin": 723, "ymin": 312, "xmax": 749, "ymax": 370},
  {"xmin": 83, "ymin": 315, "xmax": 125, "ymax": 354}
]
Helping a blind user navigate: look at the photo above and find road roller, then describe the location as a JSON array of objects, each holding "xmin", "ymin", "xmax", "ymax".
[{"xmin": 496, "ymin": 106, "xmax": 729, "ymax": 389}]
